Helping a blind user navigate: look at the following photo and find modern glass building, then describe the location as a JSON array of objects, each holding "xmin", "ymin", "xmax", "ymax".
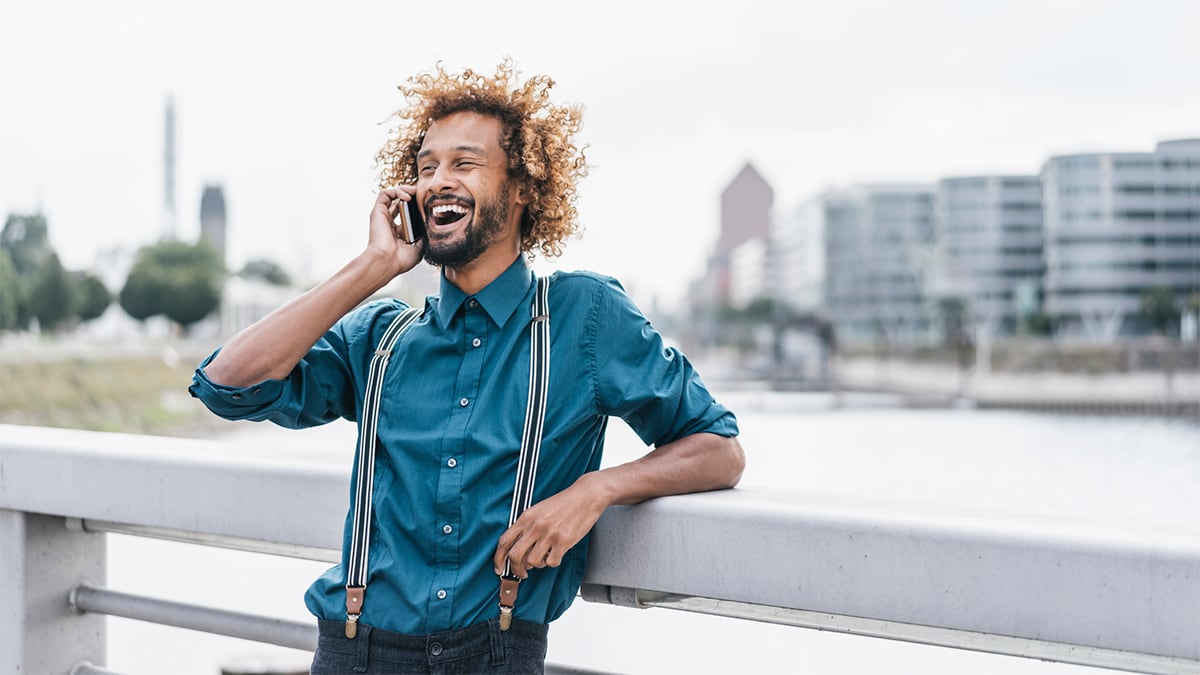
[
  {"xmin": 1041, "ymin": 138, "xmax": 1200, "ymax": 339},
  {"xmin": 934, "ymin": 175, "xmax": 1043, "ymax": 335},
  {"xmin": 822, "ymin": 184, "xmax": 936, "ymax": 346},
  {"xmin": 768, "ymin": 196, "xmax": 826, "ymax": 314}
]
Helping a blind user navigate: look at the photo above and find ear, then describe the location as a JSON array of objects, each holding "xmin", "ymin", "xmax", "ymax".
[{"xmin": 514, "ymin": 181, "xmax": 533, "ymax": 206}]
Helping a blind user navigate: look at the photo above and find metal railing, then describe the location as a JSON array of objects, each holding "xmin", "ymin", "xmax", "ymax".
[{"xmin": 2, "ymin": 424, "xmax": 1198, "ymax": 674}]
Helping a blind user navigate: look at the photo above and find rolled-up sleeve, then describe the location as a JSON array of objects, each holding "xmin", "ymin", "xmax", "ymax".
[
  {"xmin": 590, "ymin": 277, "xmax": 738, "ymax": 446},
  {"xmin": 187, "ymin": 300, "xmax": 403, "ymax": 429}
]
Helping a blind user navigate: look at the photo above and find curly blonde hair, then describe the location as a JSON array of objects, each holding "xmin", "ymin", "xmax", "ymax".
[{"xmin": 376, "ymin": 59, "xmax": 588, "ymax": 259}]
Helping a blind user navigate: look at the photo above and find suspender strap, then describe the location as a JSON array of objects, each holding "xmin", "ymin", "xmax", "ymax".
[
  {"xmin": 498, "ymin": 275, "xmax": 551, "ymax": 630},
  {"xmin": 344, "ymin": 306, "xmax": 421, "ymax": 638}
]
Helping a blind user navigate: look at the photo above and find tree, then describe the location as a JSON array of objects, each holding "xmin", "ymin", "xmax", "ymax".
[
  {"xmin": 27, "ymin": 253, "xmax": 75, "ymax": 331},
  {"xmin": 0, "ymin": 249, "xmax": 19, "ymax": 330},
  {"xmin": 72, "ymin": 271, "xmax": 111, "ymax": 322},
  {"xmin": 1140, "ymin": 287, "xmax": 1178, "ymax": 336},
  {"xmin": 120, "ymin": 240, "xmax": 225, "ymax": 330},
  {"xmin": 1, "ymin": 213, "xmax": 52, "ymax": 277},
  {"xmin": 2, "ymin": 212, "xmax": 56, "ymax": 329},
  {"xmin": 240, "ymin": 258, "xmax": 292, "ymax": 286}
]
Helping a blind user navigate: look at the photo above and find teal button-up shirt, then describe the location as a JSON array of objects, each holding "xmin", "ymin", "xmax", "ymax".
[{"xmin": 189, "ymin": 257, "xmax": 738, "ymax": 634}]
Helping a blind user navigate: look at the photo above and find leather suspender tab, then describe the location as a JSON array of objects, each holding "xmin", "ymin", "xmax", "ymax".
[
  {"xmin": 345, "ymin": 586, "xmax": 364, "ymax": 638},
  {"xmin": 498, "ymin": 576, "xmax": 520, "ymax": 631}
]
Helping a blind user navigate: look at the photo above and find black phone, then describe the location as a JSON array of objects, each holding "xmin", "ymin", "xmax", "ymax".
[{"xmin": 395, "ymin": 197, "xmax": 426, "ymax": 244}]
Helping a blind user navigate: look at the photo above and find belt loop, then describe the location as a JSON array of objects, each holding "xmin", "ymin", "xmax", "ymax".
[
  {"xmin": 352, "ymin": 623, "xmax": 371, "ymax": 673},
  {"xmin": 489, "ymin": 616, "xmax": 508, "ymax": 667}
]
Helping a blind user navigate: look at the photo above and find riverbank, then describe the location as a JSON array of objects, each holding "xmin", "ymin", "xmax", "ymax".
[
  {"xmin": 822, "ymin": 356, "xmax": 1199, "ymax": 419},
  {"xmin": 0, "ymin": 338, "xmax": 229, "ymax": 436},
  {"xmin": 3, "ymin": 336, "xmax": 1197, "ymax": 436}
]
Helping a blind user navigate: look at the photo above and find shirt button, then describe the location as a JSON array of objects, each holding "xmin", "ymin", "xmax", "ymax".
[
  {"xmin": 251, "ymin": 387, "xmax": 262, "ymax": 396},
  {"xmin": 447, "ymin": 458, "xmax": 457, "ymax": 468},
  {"xmin": 459, "ymin": 397, "xmax": 469, "ymax": 407},
  {"xmin": 436, "ymin": 589, "xmax": 447, "ymax": 599},
  {"xmin": 471, "ymin": 337, "xmax": 482, "ymax": 348},
  {"xmin": 443, "ymin": 524, "xmax": 453, "ymax": 534},
  {"xmin": 468, "ymin": 299, "xmax": 479, "ymax": 309},
  {"xmin": 430, "ymin": 642, "xmax": 444, "ymax": 656},
  {"xmin": 231, "ymin": 393, "xmax": 242, "ymax": 400}
]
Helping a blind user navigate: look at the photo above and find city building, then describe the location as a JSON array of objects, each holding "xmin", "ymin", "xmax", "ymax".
[
  {"xmin": 822, "ymin": 184, "xmax": 936, "ymax": 346},
  {"xmin": 769, "ymin": 196, "xmax": 826, "ymax": 314},
  {"xmin": 933, "ymin": 175, "xmax": 1043, "ymax": 336},
  {"xmin": 162, "ymin": 95, "xmax": 177, "ymax": 240},
  {"xmin": 1041, "ymin": 138, "xmax": 1200, "ymax": 340},
  {"xmin": 199, "ymin": 185, "xmax": 227, "ymax": 266},
  {"xmin": 728, "ymin": 236, "xmax": 767, "ymax": 309},
  {"xmin": 707, "ymin": 163, "xmax": 773, "ymax": 305}
]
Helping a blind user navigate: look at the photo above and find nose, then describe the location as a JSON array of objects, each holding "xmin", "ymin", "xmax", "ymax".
[{"xmin": 429, "ymin": 163, "xmax": 457, "ymax": 193}]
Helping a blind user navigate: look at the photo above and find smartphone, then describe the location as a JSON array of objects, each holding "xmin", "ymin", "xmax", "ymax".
[{"xmin": 394, "ymin": 197, "xmax": 426, "ymax": 244}]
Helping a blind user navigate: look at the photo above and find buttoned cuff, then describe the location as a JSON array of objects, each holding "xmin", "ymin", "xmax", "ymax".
[{"xmin": 188, "ymin": 350, "xmax": 287, "ymax": 418}]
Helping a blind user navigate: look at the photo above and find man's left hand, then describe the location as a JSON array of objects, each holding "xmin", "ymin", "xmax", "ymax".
[{"xmin": 493, "ymin": 474, "xmax": 608, "ymax": 578}]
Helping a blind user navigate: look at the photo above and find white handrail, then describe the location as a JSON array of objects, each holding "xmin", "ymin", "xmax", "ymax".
[{"xmin": 2, "ymin": 424, "xmax": 1198, "ymax": 674}]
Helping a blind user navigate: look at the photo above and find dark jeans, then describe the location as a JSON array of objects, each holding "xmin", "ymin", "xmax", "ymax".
[{"xmin": 310, "ymin": 617, "xmax": 549, "ymax": 675}]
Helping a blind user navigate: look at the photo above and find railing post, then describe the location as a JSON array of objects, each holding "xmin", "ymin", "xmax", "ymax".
[{"xmin": 0, "ymin": 510, "xmax": 106, "ymax": 674}]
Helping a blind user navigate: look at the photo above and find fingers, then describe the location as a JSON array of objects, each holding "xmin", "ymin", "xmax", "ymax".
[
  {"xmin": 494, "ymin": 527, "xmax": 561, "ymax": 579},
  {"xmin": 378, "ymin": 184, "xmax": 417, "ymax": 205},
  {"xmin": 370, "ymin": 186, "xmax": 422, "ymax": 249}
]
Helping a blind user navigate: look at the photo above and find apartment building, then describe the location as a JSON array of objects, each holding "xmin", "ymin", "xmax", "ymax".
[
  {"xmin": 934, "ymin": 175, "xmax": 1043, "ymax": 335},
  {"xmin": 1041, "ymin": 138, "xmax": 1200, "ymax": 339},
  {"xmin": 822, "ymin": 184, "xmax": 936, "ymax": 346}
]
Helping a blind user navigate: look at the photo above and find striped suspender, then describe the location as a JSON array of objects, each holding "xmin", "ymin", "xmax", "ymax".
[
  {"xmin": 344, "ymin": 305, "xmax": 421, "ymax": 638},
  {"xmin": 343, "ymin": 276, "xmax": 551, "ymax": 638},
  {"xmin": 498, "ymin": 275, "xmax": 551, "ymax": 630}
]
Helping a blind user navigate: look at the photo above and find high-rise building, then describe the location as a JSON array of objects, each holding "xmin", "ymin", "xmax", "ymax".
[
  {"xmin": 707, "ymin": 163, "xmax": 773, "ymax": 304},
  {"xmin": 769, "ymin": 196, "xmax": 826, "ymax": 314},
  {"xmin": 728, "ymin": 237, "xmax": 767, "ymax": 309},
  {"xmin": 719, "ymin": 163, "xmax": 773, "ymax": 251},
  {"xmin": 823, "ymin": 184, "xmax": 936, "ymax": 346},
  {"xmin": 162, "ymin": 95, "xmax": 177, "ymax": 240},
  {"xmin": 1041, "ymin": 138, "xmax": 1200, "ymax": 340},
  {"xmin": 934, "ymin": 175, "xmax": 1043, "ymax": 335},
  {"xmin": 199, "ymin": 185, "xmax": 227, "ymax": 265}
]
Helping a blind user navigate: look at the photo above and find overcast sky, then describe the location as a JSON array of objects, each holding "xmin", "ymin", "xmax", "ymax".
[{"xmin": 2, "ymin": 0, "xmax": 1197, "ymax": 311}]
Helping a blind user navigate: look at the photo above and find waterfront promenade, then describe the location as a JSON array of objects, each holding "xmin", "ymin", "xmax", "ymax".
[{"xmin": 832, "ymin": 356, "xmax": 1200, "ymax": 418}]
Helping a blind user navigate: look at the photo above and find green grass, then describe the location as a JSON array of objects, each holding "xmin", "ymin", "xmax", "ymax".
[{"xmin": 0, "ymin": 354, "xmax": 228, "ymax": 436}]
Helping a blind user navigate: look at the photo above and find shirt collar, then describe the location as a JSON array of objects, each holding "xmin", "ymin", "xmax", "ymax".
[{"xmin": 435, "ymin": 256, "xmax": 534, "ymax": 329}]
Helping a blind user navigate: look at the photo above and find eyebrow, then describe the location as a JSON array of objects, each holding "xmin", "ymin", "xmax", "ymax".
[{"xmin": 417, "ymin": 144, "xmax": 488, "ymax": 159}]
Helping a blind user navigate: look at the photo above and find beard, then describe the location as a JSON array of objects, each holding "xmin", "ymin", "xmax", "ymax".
[{"xmin": 422, "ymin": 187, "xmax": 511, "ymax": 268}]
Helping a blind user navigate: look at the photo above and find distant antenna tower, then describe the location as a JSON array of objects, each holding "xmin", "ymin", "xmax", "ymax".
[{"xmin": 163, "ymin": 94, "xmax": 177, "ymax": 240}]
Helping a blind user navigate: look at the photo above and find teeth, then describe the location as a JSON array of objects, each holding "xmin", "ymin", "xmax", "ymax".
[{"xmin": 432, "ymin": 204, "xmax": 468, "ymax": 215}]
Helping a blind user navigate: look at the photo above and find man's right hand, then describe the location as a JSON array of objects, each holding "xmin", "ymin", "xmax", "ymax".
[{"xmin": 367, "ymin": 186, "xmax": 425, "ymax": 279}]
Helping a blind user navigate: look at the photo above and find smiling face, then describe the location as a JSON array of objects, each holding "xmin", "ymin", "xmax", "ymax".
[{"xmin": 415, "ymin": 111, "xmax": 526, "ymax": 270}]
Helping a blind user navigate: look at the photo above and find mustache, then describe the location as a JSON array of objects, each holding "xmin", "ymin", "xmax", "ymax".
[{"xmin": 424, "ymin": 195, "xmax": 474, "ymax": 216}]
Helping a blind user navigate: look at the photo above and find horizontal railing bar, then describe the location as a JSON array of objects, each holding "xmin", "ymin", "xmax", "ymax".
[
  {"xmin": 70, "ymin": 582, "xmax": 611, "ymax": 674},
  {"xmin": 582, "ymin": 585, "xmax": 1197, "ymax": 675},
  {"xmin": 80, "ymin": 519, "xmax": 340, "ymax": 563},
  {"xmin": 69, "ymin": 662, "xmax": 123, "ymax": 675},
  {"xmin": 70, "ymin": 583, "xmax": 317, "ymax": 652}
]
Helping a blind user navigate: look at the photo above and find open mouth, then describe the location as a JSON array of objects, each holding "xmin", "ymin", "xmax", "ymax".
[{"xmin": 429, "ymin": 202, "xmax": 471, "ymax": 228}]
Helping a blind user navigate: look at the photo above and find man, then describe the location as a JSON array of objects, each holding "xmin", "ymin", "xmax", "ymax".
[{"xmin": 190, "ymin": 60, "xmax": 744, "ymax": 674}]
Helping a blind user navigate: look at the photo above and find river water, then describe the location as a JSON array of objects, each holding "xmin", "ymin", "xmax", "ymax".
[{"xmin": 104, "ymin": 392, "xmax": 1199, "ymax": 674}]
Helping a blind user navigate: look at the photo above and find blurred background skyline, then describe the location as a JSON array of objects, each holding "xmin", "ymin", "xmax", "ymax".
[{"xmin": 3, "ymin": 0, "xmax": 1198, "ymax": 312}]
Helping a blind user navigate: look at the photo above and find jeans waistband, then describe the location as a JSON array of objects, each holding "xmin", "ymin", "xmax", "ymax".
[{"xmin": 316, "ymin": 616, "xmax": 548, "ymax": 650}]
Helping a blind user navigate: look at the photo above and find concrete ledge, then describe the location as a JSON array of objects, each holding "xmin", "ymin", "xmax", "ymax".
[{"xmin": 584, "ymin": 488, "xmax": 1199, "ymax": 666}]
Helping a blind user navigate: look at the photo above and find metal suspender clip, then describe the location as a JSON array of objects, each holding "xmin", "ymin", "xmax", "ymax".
[{"xmin": 498, "ymin": 576, "xmax": 521, "ymax": 631}]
